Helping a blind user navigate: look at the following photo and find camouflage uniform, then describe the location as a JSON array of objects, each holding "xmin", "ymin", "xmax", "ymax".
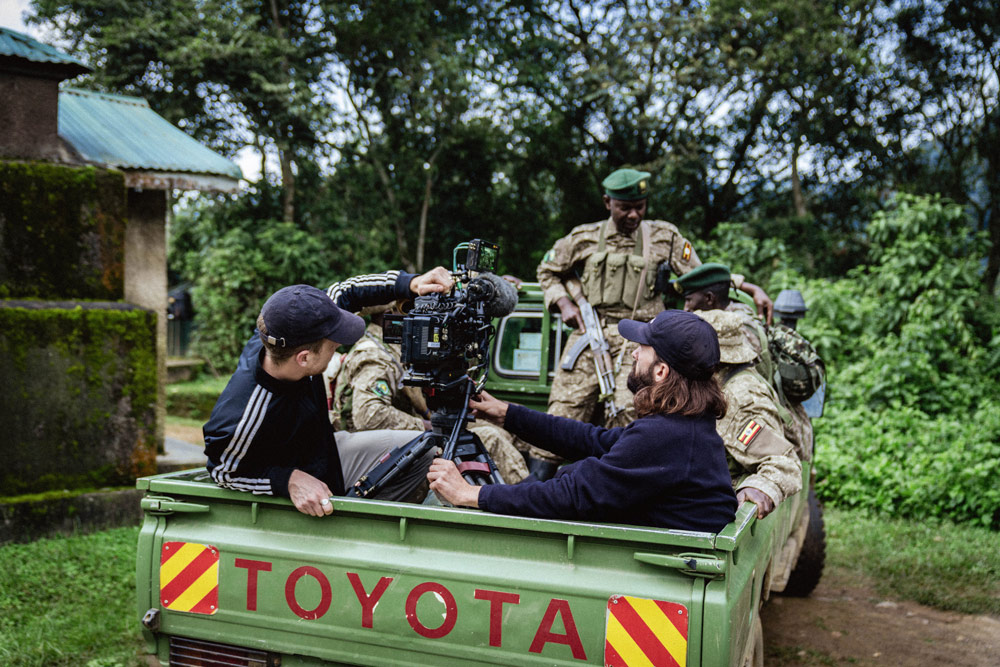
[
  {"xmin": 697, "ymin": 310, "xmax": 802, "ymax": 506},
  {"xmin": 722, "ymin": 302, "xmax": 816, "ymax": 462},
  {"xmin": 530, "ymin": 218, "xmax": 704, "ymax": 464},
  {"xmin": 334, "ymin": 323, "xmax": 529, "ymax": 483}
]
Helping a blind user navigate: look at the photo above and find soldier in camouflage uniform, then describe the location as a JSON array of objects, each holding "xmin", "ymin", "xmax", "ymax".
[
  {"xmin": 675, "ymin": 264, "xmax": 817, "ymax": 462},
  {"xmin": 531, "ymin": 169, "xmax": 773, "ymax": 477},
  {"xmin": 696, "ymin": 309, "xmax": 802, "ymax": 519},
  {"xmin": 333, "ymin": 312, "xmax": 529, "ymax": 484}
]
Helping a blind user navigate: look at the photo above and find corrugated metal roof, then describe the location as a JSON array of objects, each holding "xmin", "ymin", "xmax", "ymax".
[
  {"xmin": 58, "ymin": 88, "xmax": 242, "ymax": 181},
  {"xmin": 0, "ymin": 26, "xmax": 89, "ymax": 72}
]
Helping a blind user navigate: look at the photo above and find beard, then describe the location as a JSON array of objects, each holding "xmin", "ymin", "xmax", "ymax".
[{"xmin": 627, "ymin": 362, "xmax": 657, "ymax": 395}]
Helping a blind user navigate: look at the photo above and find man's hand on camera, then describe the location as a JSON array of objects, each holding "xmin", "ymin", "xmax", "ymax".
[
  {"xmin": 427, "ymin": 458, "xmax": 481, "ymax": 508},
  {"xmin": 410, "ymin": 266, "xmax": 454, "ymax": 296},
  {"xmin": 288, "ymin": 469, "xmax": 334, "ymax": 517},
  {"xmin": 469, "ymin": 390, "xmax": 509, "ymax": 426}
]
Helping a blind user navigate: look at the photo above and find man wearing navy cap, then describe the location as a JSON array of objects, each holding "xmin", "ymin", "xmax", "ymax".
[
  {"xmin": 531, "ymin": 168, "xmax": 773, "ymax": 479},
  {"xmin": 203, "ymin": 267, "xmax": 453, "ymax": 517},
  {"xmin": 427, "ymin": 310, "xmax": 738, "ymax": 532}
]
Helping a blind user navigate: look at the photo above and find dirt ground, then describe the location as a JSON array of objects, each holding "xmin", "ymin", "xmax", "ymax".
[{"xmin": 763, "ymin": 566, "xmax": 1000, "ymax": 666}]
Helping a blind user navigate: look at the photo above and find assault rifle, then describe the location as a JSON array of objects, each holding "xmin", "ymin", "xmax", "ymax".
[{"xmin": 560, "ymin": 278, "xmax": 621, "ymax": 420}]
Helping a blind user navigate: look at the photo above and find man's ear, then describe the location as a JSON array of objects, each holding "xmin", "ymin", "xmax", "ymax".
[
  {"xmin": 654, "ymin": 361, "xmax": 670, "ymax": 382},
  {"xmin": 603, "ymin": 194, "xmax": 612, "ymax": 211},
  {"xmin": 293, "ymin": 348, "xmax": 312, "ymax": 368}
]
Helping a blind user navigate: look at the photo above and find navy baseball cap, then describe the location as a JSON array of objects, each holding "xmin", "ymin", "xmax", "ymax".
[
  {"xmin": 618, "ymin": 310, "xmax": 720, "ymax": 380},
  {"xmin": 258, "ymin": 285, "xmax": 365, "ymax": 348}
]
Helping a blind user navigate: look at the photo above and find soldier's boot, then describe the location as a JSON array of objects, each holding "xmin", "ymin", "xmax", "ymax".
[{"xmin": 526, "ymin": 456, "xmax": 558, "ymax": 482}]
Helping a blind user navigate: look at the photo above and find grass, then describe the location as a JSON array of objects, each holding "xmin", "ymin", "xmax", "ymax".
[
  {"xmin": 1, "ymin": 508, "xmax": 995, "ymax": 665},
  {"xmin": 0, "ymin": 526, "xmax": 145, "ymax": 667},
  {"xmin": 165, "ymin": 375, "xmax": 229, "ymax": 421},
  {"xmin": 824, "ymin": 506, "xmax": 1000, "ymax": 615}
]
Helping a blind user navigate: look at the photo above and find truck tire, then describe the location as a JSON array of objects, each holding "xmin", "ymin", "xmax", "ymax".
[{"xmin": 782, "ymin": 487, "xmax": 825, "ymax": 597}]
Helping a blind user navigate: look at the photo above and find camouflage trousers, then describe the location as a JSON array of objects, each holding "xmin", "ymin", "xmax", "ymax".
[
  {"xmin": 470, "ymin": 423, "xmax": 529, "ymax": 484},
  {"xmin": 529, "ymin": 326, "xmax": 636, "ymax": 464}
]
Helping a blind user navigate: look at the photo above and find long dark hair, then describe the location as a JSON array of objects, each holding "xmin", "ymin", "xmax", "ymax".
[{"xmin": 633, "ymin": 364, "xmax": 727, "ymax": 419}]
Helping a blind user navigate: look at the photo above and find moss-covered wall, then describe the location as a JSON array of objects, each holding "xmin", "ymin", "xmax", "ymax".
[
  {"xmin": 0, "ymin": 161, "xmax": 126, "ymax": 300},
  {"xmin": 0, "ymin": 302, "xmax": 157, "ymax": 496}
]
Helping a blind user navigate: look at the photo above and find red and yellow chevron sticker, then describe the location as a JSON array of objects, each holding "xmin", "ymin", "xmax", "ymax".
[
  {"xmin": 160, "ymin": 541, "xmax": 219, "ymax": 615},
  {"xmin": 737, "ymin": 419, "xmax": 762, "ymax": 445},
  {"xmin": 605, "ymin": 595, "xmax": 688, "ymax": 666}
]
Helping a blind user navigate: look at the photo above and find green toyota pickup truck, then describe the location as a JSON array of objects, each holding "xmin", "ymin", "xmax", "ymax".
[{"xmin": 135, "ymin": 282, "xmax": 825, "ymax": 666}]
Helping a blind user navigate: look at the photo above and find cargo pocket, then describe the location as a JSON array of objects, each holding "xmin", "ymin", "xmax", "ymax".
[
  {"xmin": 602, "ymin": 253, "xmax": 628, "ymax": 306},
  {"xmin": 622, "ymin": 255, "xmax": 648, "ymax": 306},
  {"xmin": 582, "ymin": 251, "xmax": 607, "ymax": 306}
]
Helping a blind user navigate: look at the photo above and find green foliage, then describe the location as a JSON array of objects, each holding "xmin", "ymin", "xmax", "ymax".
[
  {"xmin": 187, "ymin": 221, "xmax": 330, "ymax": 373},
  {"xmin": 0, "ymin": 162, "xmax": 125, "ymax": 300},
  {"xmin": 780, "ymin": 195, "xmax": 1000, "ymax": 527},
  {"xmin": 816, "ymin": 403, "xmax": 1000, "ymax": 528},
  {"xmin": 0, "ymin": 526, "xmax": 145, "ymax": 666}
]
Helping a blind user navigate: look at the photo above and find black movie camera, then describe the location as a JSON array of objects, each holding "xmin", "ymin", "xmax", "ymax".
[{"xmin": 348, "ymin": 240, "xmax": 519, "ymax": 499}]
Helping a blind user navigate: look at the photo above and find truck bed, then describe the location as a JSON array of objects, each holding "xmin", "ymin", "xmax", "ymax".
[{"xmin": 135, "ymin": 467, "xmax": 807, "ymax": 666}]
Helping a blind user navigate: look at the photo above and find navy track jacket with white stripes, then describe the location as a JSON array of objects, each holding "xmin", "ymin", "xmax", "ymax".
[{"xmin": 203, "ymin": 271, "xmax": 416, "ymax": 497}]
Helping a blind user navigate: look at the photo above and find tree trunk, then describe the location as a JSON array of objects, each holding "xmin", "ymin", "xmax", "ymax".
[
  {"xmin": 791, "ymin": 141, "xmax": 808, "ymax": 217},
  {"xmin": 280, "ymin": 148, "xmax": 295, "ymax": 223},
  {"xmin": 415, "ymin": 146, "xmax": 443, "ymax": 273}
]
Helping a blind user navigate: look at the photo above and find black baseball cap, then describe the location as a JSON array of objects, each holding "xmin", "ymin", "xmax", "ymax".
[
  {"xmin": 618, "ymin": 310, "xmax": 720, "ymax": 380},
  {"xmin": 258, "ymin": 285, "xmax": 365, "ymax": 348}
]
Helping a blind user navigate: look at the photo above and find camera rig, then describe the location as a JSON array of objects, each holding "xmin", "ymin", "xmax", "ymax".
[{"xmin": 348, "ymin": 240, "xmax": 510, "ymax": 499}]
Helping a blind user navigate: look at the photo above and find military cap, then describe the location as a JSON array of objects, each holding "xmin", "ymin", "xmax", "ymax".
[
  {"xmin": 694, "ymin": 309, "xmax": 757, "ymax": 365},
  {"xmin": 602, "ymin": 168, "xmax": 651, "ymax": 201},
  {"xmin": 672, "ymin": 262, "xmax": 732, "ymax": 295}
]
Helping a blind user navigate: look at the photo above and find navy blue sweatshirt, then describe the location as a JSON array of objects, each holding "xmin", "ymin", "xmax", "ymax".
[
  {"xmin": 478, "ymin": 404, "xmax": 738, "ymax": 532},
  {"xmin": 203, "ymin": 271, "xmax": 416, "ymax": 497}
]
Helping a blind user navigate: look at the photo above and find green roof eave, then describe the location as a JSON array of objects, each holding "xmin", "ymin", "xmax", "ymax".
[{"xmin": 58, "ymin": 88, "xmax": 242, "ymax": 183}]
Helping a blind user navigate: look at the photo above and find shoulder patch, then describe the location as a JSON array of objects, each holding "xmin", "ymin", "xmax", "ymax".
[
  {"xmin": 372, "ymin": 380, "xmax": 391, "ymax": 397},
  {"xmin": 682, "ymin": 242, "xmax": 692, "ymax": 261},
  {"xmin": 542, "ymin": 249, "xmax": 554, "ymax": 262},
  {"xmin": 737, "ymin": 419, "xmax": 762, "ymax": 445}
]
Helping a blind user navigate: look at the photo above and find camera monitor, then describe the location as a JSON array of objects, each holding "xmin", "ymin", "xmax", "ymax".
[{"xmin": 466, "ymin": 239, "xmax": 499, "ymax": 273}]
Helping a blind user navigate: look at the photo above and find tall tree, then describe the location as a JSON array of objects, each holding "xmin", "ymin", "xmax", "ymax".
[
  {"xmin": 30, "ymin": 0, "xmax": 339, "ymax": 222},
  {"xmin": 888, "ymin": 0, "xmax": 1000, "ymax": 292}
]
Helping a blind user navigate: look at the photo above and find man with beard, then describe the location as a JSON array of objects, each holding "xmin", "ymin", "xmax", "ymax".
[{"xmin": 426, "ymin": 310, "xmax": 738, "ymax": 532}]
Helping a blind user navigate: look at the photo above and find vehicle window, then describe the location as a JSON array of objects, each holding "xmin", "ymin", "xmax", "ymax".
[{"xmin": 494, "ymin": 312, "xmax": 569, "ymax": 381}]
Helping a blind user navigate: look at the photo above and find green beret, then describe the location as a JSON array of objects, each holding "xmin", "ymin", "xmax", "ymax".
[
  {"xmin": 672, "ymin": 262, "xmax": 732, "ymax": 295},
  {"xmin": 602, "ymin": 168, "xmax": 651, "ymax": 201}
]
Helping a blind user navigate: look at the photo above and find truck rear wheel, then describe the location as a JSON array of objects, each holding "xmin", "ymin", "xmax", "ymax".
[{"xmin": 782, "ymin": 487, "xmax": 826, "ymax": 597}]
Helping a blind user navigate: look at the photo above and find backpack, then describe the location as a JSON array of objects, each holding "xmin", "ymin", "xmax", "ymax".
[{"xmin": 767, "ymin": 324, "xmax": 825, "ymax": 403}]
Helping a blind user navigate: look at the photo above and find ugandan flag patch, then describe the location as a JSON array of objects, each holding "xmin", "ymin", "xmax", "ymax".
[
  {"xmin": 737, "ymin": 419, "xmax": 762, "ymax": 445},
  {"xmin": 682, "ymin": 242, "xmax": 692, "ymax": 261}
]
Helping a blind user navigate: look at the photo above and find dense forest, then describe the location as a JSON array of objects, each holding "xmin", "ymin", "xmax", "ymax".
[{"xmin": 28, "ymin": 0, "xmax": 999, "ymax": 526}]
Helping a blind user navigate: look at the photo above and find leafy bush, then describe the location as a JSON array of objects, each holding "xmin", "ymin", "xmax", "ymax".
[
  {"xmin": 188, "ymin": 221, "xmax": 330, "ymax": 372},
  {"xmin": 766, "ymin": 195, "xmax": 1000, "ymax": 527},
  {"xmin": 816, "ymin": 402, "xmax": 1000, "ymax": 528}
]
